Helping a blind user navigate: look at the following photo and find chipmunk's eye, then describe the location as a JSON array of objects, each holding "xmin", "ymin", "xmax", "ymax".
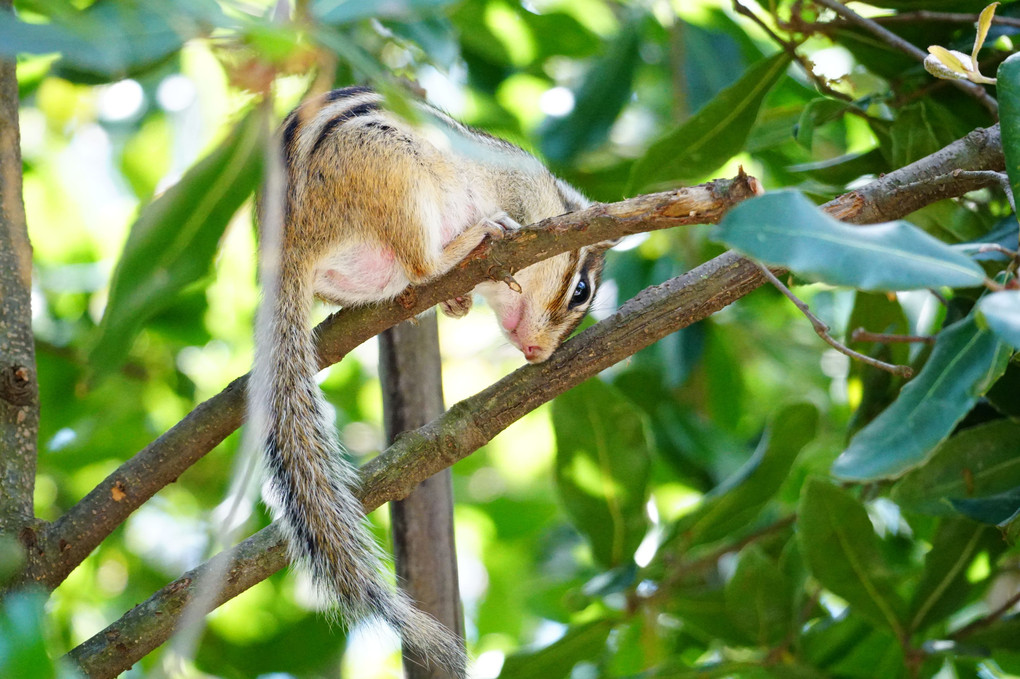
[{"xmin": 568, "ymin": 278, "xmax": 591, "ymax": 309}]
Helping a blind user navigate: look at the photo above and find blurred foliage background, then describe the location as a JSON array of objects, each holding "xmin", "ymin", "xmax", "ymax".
[{"xmin": 4, "ymin": 0, "xmax": 1020, "ymax": 677}]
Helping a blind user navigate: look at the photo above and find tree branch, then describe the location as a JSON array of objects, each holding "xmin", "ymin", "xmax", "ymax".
[
  {"xmin": 812, "ymin": 0, "xmax": 999, "ymax": 116},
  {"xmin": 63, "ymin": 120, "xmax": 1008, "ymax": 676},
  {"xmin": 0, "ymin": 0, "xmax": 40, "ymax": 536},
  {"xmin": 26, "ymin": 174, "xmax": 762, "ymax": 590}
]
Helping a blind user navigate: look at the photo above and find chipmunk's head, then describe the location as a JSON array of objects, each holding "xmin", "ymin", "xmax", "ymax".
[{"xmin": 478, "ymin": 242, "xmax": 611, "ymax": 363}]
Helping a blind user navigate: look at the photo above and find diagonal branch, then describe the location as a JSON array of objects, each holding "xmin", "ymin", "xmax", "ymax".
[
  {"xmin": 25, "ymin": 174, "xmax": 762, "ymax": 590},
  {"xmin": 64, "ymin": 122, "xmax": 1007, "ymax": 679}
]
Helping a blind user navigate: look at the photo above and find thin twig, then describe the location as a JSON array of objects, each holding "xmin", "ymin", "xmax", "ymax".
[
  {"xmin": 756, "ymin": 263, "xmax": 915, "ymax": 378},
  {"xmin": 951, "ymin": 587, "xmax": 1020, "ymax": 641},
  {"xmin": 851, "ymin": 328, "xmax": 935, "ymax": 345},
  {"xmin": 874, "ymin": 11, "xmax": 1020, "ymax": 29},
  {"xmin": 952, "ymin": 169, "xmax": 1015, "ymax": 212},
  {"xmin": 732, "ymin": 0, "xmax": 853, "ymax": 102},
  {"xmin": 812, "ymin": 0, "xmax": 999, "ymax": 116}
]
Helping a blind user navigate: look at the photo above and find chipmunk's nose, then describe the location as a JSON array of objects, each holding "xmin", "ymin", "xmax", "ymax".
[{"xmin": 522, "ymin": 344, "xmax": 543, "ymax": 361}]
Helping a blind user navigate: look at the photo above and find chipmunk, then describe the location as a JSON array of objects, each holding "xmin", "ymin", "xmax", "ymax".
[{"xmin": 250, "ymin": 85, "xmax": 613, "ymax": 674}]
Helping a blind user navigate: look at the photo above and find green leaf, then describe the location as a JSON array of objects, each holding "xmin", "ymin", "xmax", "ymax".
[
  {"xmin": 627, "ymin": 52, "xmax": 791, "ymax": 192},
  {"xmin": 978, "ymin": 290, "xmax": 1020, "ymax": 348},
  {"xmin": 908, "ymin": 518, "xmax": 1002, "ymax": 633},
  {"xmin": 0, "ymin": 589, "xmax": 78, "ymax": 679},
  {"xmin": 798, "ymin": 479, "xmax": 907, "ymax": 637},
  {"xmin": 795, "ymin": 99, "xmax": 852, "ymax": 151},
  {"xmin": 553, "ymin": 378, "xmax": 652, "ymax": 568},
  {"xmin": 89, "ymin": 109, "xmax": 264, "ymax": 374},
  {"xmin": 724, "ymin": 545, "xmax": 794, "ymax": 645},
  {"xmin": 670, "ymin": 403, "xmax": 817, "ymax": 548},
  {"xmin": 846, "ymin": 292, "xmax": 910, "ymax": 435},
  {"xmin": 997, "ymin": 53, "xmax": 1020, "ymax": 203},
  {"xmin": 833, "ymin": 316, "xmax": 1011, "ymax": 481},
  {"xmin": 312, "ymin": 0, "xmax": 459, "ymax": 24},
  {"xmin": 889, "ymin": 101, "xmax": 971, "ymax": 168},
  {"xmin": 0, "ymin": 1, "xmax": 218, "ymax": 81},
  {"xmin": 538, "ymin": 14, "xmax": 643, "ymax": 164},
  {"xmin": 892, "ymin": 419, "xmax": 1020, "ymax": 516},
  {"xmin": 711, "ymin": 191, "xmax": 987, "ymax": 291},
  {"xmin": 497, "ymin": 620, "xmax": 613, "ymax": 679},
  {"xmin": 952, "ymin": 486, "xmax": 1020, "ymax": 524}
]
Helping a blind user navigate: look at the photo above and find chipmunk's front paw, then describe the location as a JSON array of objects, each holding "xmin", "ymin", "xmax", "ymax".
[{"xmin": 440, "ymin": 295, "xmax": 473, "ymax": 318}]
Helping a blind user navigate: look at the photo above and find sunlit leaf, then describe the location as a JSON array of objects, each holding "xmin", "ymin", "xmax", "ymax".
[
  {"xmin": 712, "ymin": 191, "xmax": 986, "ymax": 291},
  {"xmin": 539, "ymin": 14, "xmax": 643, "ymax": 164},
  {"xmin": 908, "ymin": 518, "xmax": 1002, "ymax": 633},
  {"xmin": 628, "ymin": 52, "xmax": 791, "ymax": 192},
  {"xmin": 798, "ymin": 479, "xmax": 907, "ymax": 636},
  {"xmin": 974, "ymin": 3, "xmax": 1001, "ymax": 61},
  {"xmin": 978, "ymin": 290, "xmax": 1020, "ymax": 348},
  {"xmin": 553, "ymin": 378, "xmax": 651, "ymax": 568},
  {"xmin": 89, "ymin": 109, "xmax": 264, "ymax": 374},
  {"xmin": 833, "ymin": 316, "xmax": 1011, "ymax": 481},
  {"xmin": 497, "ymin": 620, "xmax": 613, "ymax": 679},
  {"xmin": 669, "ymin": 403, "xmax": 817, "ymax": 548},
  {"xmin": 312, "ymin": 0, "xmax": 459, "ymax": 24}
]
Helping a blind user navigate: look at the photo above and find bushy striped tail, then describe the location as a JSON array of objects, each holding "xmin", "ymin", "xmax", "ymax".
[{"xmin": 248, "ymin": 257, "xmax": 465, "ymax": 675}]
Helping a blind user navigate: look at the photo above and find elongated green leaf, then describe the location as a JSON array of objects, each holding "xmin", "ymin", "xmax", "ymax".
[
  {"xmin": 724, "ymin": 545, "xmax": 794, "ymax": 645},
  {"xmin": 90, "ymin": 110, "xmax": 264, "ymax": 373},
  {"xmin": 539, "ymin": 14, "xmax": 643, "ymax": 163},
  {"xmin": 833, "ymin": 316, "xmax": 1011, "ymax": 481},
  {"xmin": 892, "ymin": 419, "xmax": 1020, "ymax": 515},
  {"xmin": 497, "ymin": 620, "xmax": 613, "ymax": 679},
  {"xmin": 312, "ymin": 0, "xmax": 457, "ymax": 24},
  {"xmin": 952, "ymin": 487, "xmax": 1020, "ymax": 524},
  {"xmin": 908, "ymin": 518, "xmax": 1002, "ymax": 633},
  {"xmin": 978, "ymin": 290, "xmax": 1020, "ymax": 348},
  {"xmin": 997, "ymin": 53, "xmax": 1020, "ymax": 204},
  {"xmin": 798, "ymin": 479, "xmax": 907, "ymax": 636},
  {"xmin": 628, "ymin": 52, "xmax": 791, "ymax": 192},
  {"xmin": 0, "ymin": 1, "xmax": 219, "ymax": 81},
  {"xmin": 711, "ymin": 191, "xmax": 986, "ymax": 291},
  {"xmin": 553, "ymin": 378, "xmax": 651, "ymax": 568},
  {"xmin": 670, "ymin": 403, "xmax": 817, "ymax": 547}
]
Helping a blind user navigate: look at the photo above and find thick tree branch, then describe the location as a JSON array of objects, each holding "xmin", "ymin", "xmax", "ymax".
[
  {"xmin": 64, "ymin": 121, "xmax": 1008, "ymax": 677},
  {"xmin": 26, "ymin": 175, "xmax": 761, "ymax": 590},
  {"xmin": 0, "ymin": 0, "xmax": 40, "ymax": 536}
]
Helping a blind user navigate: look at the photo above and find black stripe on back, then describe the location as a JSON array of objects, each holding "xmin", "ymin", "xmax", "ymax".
[
  {"xmin": 310, "ymin": 101, "xmax": 381, "ymax": 156},
  {"xmin": 326, "ymin": 85, "xmax": 374, "ymax": 101},
  {"xmin": 282, "ymin": 114, "xmax": 301, "ymax": 163}
]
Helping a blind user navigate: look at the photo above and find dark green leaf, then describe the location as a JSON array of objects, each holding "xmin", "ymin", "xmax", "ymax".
[
  {"xmin": 711, "ymin": 191, "xmax": 986, "ymax": 291},
  {"xmin": 798, "ymin": 479, "xmax": 907, "ymax": 636},
  {"xmin": 908, "ymin": 518, "xmax": 1001, "ymax": 633},
  {"xmin": 999, "ymin": 53, "xmax": 1020, "ymax": 207},
  {"xmin": 795, "ymin": 99, "xmax": 852, "ymax": 151},
  {"xmin": 0, "ymin": 589, "xmax": 77, "ymax": 679},
  {"xmin": 833, "ymin": 316, "xmax": 1012, "ymax": 481},
  {"xmin": 846, "ymin": 292, "xmax": 910, "ymax": 435},
  {"xmin": 670, "ymin": 403, "xmax": 817, "ymax": 547},
  {"xmin": 978, "ymin": 290, "xmax": 1020, "ymax": 349},
  {"xmin": 724, "ymin": 545, "xmax": 794, "ymax": 645},
  {"xmin": 497, "ymin": 620, "xmax": 613, "ymax": 679},
  {"xmin": 89, "ymin": 109, "xmax": 264, "ymax": 374},
  {"xmin": 952, "ymin": 487, "xmax": 1020, "ymax": 525},
  {"xmin": 889, "ymin": 101, "xmax": 971, "ymax": 168},
  {"xmin": 892, "ymin": 419, "xmax": 1020, "ymax": 515},
  {"xmin": 538, "ymin": 14, "xmax": 643, "ymax": 164},
  {"xmin": 553, "ymin": 378, "xmax": 652, "ymax": 567},
  {"xmin": 628, "ymin": 52, "xmax": 791, "ymax": 192}
]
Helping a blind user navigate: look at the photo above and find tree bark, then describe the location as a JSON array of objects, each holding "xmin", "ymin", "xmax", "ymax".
[
  {"xmin": 381, "ymin": 317, "xmax": 464, "ymax": 679},
  {"xmin": 0, "ymin": 0, "xmax": 39, "ymax": 537}
]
